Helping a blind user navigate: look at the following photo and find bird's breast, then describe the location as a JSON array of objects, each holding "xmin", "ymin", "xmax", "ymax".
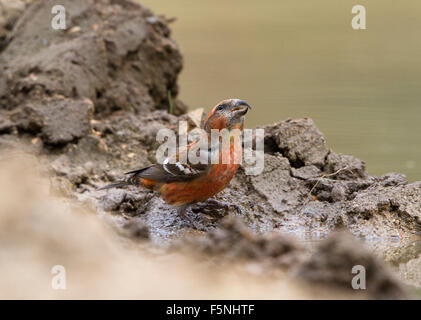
[{"xmin": 159, "ymin": 141, "xmax": 242, "ymax": 206}]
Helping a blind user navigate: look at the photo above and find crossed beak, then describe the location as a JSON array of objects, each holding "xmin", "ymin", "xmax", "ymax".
[{"xmin": 231, "ymin": 99, "xmax": 251, "ymax": 118}]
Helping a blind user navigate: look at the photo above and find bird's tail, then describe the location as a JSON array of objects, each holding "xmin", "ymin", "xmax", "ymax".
[
  {"xmin": 97, "ymin": 181, "xmax": 132, "ymax": 191},
  {"xmin": 97, "ymin": 167, "xmax": 151, "ymax": 191},
  {"xmin": 97, "ymin": 171, "xmax": 140, "ymax": 191}
]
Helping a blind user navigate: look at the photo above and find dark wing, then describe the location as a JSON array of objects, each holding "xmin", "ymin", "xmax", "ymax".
[
  {"xmin": 126, "ymin": 157, "xmax": 210, "ymax": 183},
  {"xmin": 98, "ymin": 145, "xmax": 211, "ymax": 191}
]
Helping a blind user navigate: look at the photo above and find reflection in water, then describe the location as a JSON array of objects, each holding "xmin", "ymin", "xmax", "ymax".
[{"xmin": 141, "ymin": 0, "xmax": 421, "ymax": 182}]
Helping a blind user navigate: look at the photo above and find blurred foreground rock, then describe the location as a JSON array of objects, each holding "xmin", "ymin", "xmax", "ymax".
[
  {"xmin": 189, "ymin": 218, "xmax": 409, "ymax": 299},
  {"xmin": 295, "ymin": 231, "xmax": 408, "ymax": 299}
]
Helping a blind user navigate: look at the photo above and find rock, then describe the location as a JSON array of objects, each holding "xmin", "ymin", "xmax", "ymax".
[
  {"xmin": 248, "ymin": 153, "xmax": 306, "ymax": 214},
  {"xmin": 98, "ymin": 186, "xmax": 152, "ymax": 216},
  {"xmin": 330, "ymin": 184, "xmax": 347, "ymax": 202},
  {"xmin": 264, "ymin": 118, "xmax": 329, "ymax": 168},
  {"xmin": 345, "ymin": 182, "xmax": 421, "ymax": 236},
  {"xmin": 291, "ymin": 165, "xmax": 321, "ymax": 180},
  {"xmin": 305, "ymin": 177, "xmax": 373, "ymax": 202},
  {"xmin": 325, "ymin": 152, "xmax": 368, "ymax": 180},
  {"xmin": 184, "ymin": 216, "xmax": 307, "ymax": 269},
  {"xmin": 50, "ymin": 155, "xmax": 89, "ymax": 185},
  {"xmin": 0, "ymin": 0, "xmax": 183, "ymax": 130},
  {"xmin": 377, "ymin": 173, "xmax": 408, "ymax": 187},
  {"xmin": 41, "ymin": 98, "xmax": 93, "ymax": 145},
  {"xmin": 0, "ymin": 114, "xmax": 14, "ymax": 133},
  {"xmin": 295, "ymin": 231, "xmax": 409, "ymax": 299},
  {"xmin": 99, "ymin": 189, "xmax": 127, "ymax": 212},
  {"xmin": 12, "ymin": 97, "xmax": 93, "ymax": 145}
]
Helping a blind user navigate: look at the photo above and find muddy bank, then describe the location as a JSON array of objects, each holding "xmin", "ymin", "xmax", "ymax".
[{"xmin": 0, "ymin": 0, "xmax": 420, "ymax": 298}]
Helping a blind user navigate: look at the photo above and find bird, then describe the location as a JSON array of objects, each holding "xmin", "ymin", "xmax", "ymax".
[{"xmin": 99, "ymin": 98, "xmax": 251, "ymax": 229}]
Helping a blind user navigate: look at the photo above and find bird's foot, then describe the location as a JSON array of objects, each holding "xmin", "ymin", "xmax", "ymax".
[
  {"xmin": 177, "ymin": 205, "xmax": 207, "ymax": 231},
  {"xmin": 206, "ymin": 198, "xmax": 243, "ymax": 214}
]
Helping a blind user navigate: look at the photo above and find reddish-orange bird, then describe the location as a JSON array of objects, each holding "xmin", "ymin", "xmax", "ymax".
[{"xmin": 100, "ymin": 99, "xmax": 251, "ymax": 229}]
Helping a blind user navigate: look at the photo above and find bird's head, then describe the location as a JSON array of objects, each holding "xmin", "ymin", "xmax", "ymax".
[{"xmin": 203, "ymin": 99, "xmax": 251, "ymax": 133}]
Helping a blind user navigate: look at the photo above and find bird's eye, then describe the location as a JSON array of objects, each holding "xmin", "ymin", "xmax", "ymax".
[{"xmin": 216, "ymin": 104, "xmax": 224, "ymax": 111}]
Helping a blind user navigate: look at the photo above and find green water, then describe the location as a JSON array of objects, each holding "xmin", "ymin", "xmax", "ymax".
[{"xmin": 141, "ymin": 0, "xmax": 421, "ymax": 182}]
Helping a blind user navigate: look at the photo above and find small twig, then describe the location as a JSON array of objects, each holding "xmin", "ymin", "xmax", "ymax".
[
  {"xmin": 296, "ymin": 165, "xmax": 352, "ymax": 216},
  {"xmin": 309, "ymin": 166, "xmax": 350, "ymax": 195}
]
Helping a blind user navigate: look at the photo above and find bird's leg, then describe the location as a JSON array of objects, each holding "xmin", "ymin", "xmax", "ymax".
[
  {"xmin": 176, "ymin": 204, "xmax": 205, "ymax": 231},
  {"xmin": 204, "ymin": 198, "xmax": 243, "ymax": 214}
]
